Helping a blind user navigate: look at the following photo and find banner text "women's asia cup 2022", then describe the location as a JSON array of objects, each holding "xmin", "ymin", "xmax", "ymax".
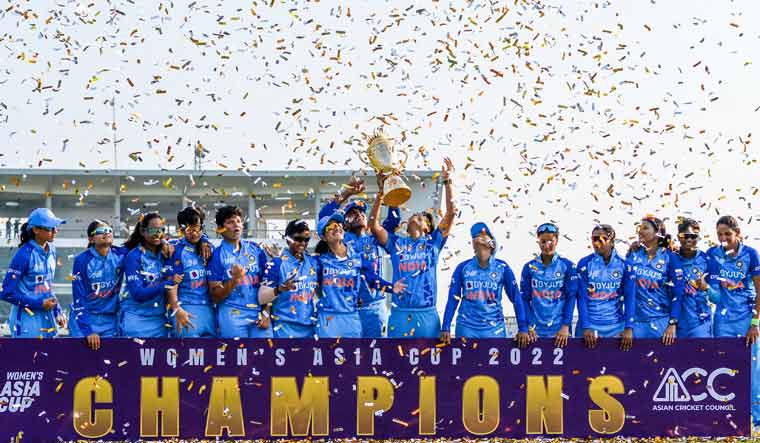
[{"xmin": 0, "ymin": 338, "xmax": 750, "ymax": 440}]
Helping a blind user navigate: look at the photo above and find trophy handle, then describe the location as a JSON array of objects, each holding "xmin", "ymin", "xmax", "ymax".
[{"xmin": 396, "ymin": 149, "xmax": 409, "ymax": 171}]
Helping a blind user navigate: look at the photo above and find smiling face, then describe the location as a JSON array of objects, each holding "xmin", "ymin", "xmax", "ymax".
[
  {"xmin": 183, "ymin": 223, "xmax": 203, "ymax": 244},
  {"xmin": 677, "ymin": 228, "xmax": 700, "ymax": 252},
  {"xmin": 637, "ymin": 220, "xmax": 658, "ymax": 244},
  {"xmin": 221, "ymin": 215, "xmax": 243, "ymax": 242},
  {"xmin": 345, "ymin": 208, "xmax": 367, "ymax": 231},
  {"xmin": 288, "ymin": 229, "xmax": 311, "ymax": 256},
  {"xmin": 323, "ymin": 221, "xmax": 344, "ymax": 244},
  {"xmin": 141, "ymin": 217, "xmax": 165, "ymax": 247},
  {"xmin": 591, "ymin": 228, "xmax": 613, "ymax": 256},
  {"xmin": 537, "ymin": 233, "xmax": 557, "ymax": 256},
  {"xmin": 717, "ymin": 223, "xmax": 740, "ymax": 250},
  {"xmin": 89, "ymin": 224, "xmax": 114, "ymax": 248}
]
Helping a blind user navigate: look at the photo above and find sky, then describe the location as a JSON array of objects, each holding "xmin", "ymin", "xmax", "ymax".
[{"xmin": 1, "ymin": 0, "xmax": 760, "ymax": 317}]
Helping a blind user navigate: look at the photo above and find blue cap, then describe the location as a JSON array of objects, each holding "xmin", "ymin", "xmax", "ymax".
[
  {"xmin": 344, "ymin": 199, "xmax": 367, "ymax": 215},
  {"xmin": 27, "ymin": 208, "xmax": 66, "ymax": 230},
  {"xmin": 317, "ymin": 212, "xmax": 344, "ymax": 237},
  {"xmin": 470, "ymin": 222, "xmax": 493, "ymax": 239}
]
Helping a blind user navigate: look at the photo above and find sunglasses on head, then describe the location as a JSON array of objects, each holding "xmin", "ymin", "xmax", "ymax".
[
  {"xmin": 91, "ymin": 226, "xmax": 113, "ymax": 236},
  {"xmin": 144, "ymin": 226, "xmax": 167, "ymax": 236},
  {"xmin": 679, "ymin": 233, "xmax": 699, "ymax": 240},
  {"xmin": 537, "ymin": 223, "xmax": 558, "ymax": 235}
]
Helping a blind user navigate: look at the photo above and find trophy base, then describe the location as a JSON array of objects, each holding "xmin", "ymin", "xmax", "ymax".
[{"xmin": 383, "ymin": 187, "xmax": 411, "ymax": 207}]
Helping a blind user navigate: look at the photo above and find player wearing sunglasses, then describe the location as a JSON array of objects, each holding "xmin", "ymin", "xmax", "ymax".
[
  {"xmin": 519, "ymin": 223, "xmax": 579, "ymax": 348},
  {"xmin": 69, "ymin": 220, "xmax": 130, "ymax": 349},
  {"xmin": 440, "ymin": 222, "xmax": 522, "ymax": 344},
  {"xmin": 1, "ymin": 208, "xmax": 67, "ymax": 337},
  {"xmin": 575, "ymin": 224, "xmax": 636, "ymax": 351},
  {"xmin": 318, "ymin": 176, "xmax": 401, "ymax": 337},
  {"xmin": 259, "ymin": 219, "xmax": 319, "ymax": 338},
  {"xmin": 120, "ymin": 212, "xmax": 174, "ymax": 337},
  {"xmin": 626, "ymin": 215, "xmax": 685, "ymax": 345},
  {"xmin": 164, "ymin": 207, "xmax": 217, "ymax": 338},
  {"xmin": 208, "ymin": 205, "xmax": 272, "ymax": 338},
  {"xmin": 674, "ymin": 218, "xmax": 712, "ymax": 338},
  {"xmin": 313, "ymin": 213, "xmax": 406, "ymax": 338},
  {"xmin": 369, "ymin": 158, "xmax": 457, "ymax": 338}
]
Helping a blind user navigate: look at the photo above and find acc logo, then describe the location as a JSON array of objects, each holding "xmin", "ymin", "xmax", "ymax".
[{"xmin": 652, "ymin": 367, "xmax": 736, "ymax": 402}]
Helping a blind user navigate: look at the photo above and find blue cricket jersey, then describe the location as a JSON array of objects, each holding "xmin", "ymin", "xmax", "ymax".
[
  {"xmin": 70, "ymin": 245, "xmax": 129, "ymax": 335},
  {"xmin": 315, "ymin": 244, "xmax": 392, "ymax": 314},
  {"xmin": 1, "ymin": 240, "xmax": 60, "ymax": 314},
  {"xmin": 576, "ymin": 251, "xmax": 636, "ymax": 330},
  {"xmin": 384, "ymin": 228, "xmax": 447, "ymax": 309},
  {"xmin": 677, "ymin": 250, "xmax": 712, "ymax": 330},
  {"xmin": 519, "ymin": 254, "xmax": 578, "ymax": 334},
  {"xmin": 121, "ymin": 246, "xmax": 170, "ymax": 317},
  {"xmin": 442, "ymin": 256, "xmax": 520, "ymax": 333},
  {"xmin": 208, "ymin": 239, "xmax": 268, "ymax": 314},
  {"xmin": 319, "ymin": 200, "xmax": 400, "ymax": 306},
  {"xmin": 626, "ymin": 247, "xmax": 685, "ymax": 322},
  {"xmin": 165, "ymin": 238, "xmax": 213, "ymax": 306},
  {"xmin": 263, "ymin": 249, "xmax": 319, "ymax": 326},
  {"xmin": 706, "ymin": 243, "xmax": 760, "ymax": 323}
]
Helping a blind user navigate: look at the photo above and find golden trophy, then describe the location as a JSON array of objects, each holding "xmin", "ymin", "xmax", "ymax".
[{"xmin": 365, "ymin": 129, "xmax": 412, "ymax": 207}]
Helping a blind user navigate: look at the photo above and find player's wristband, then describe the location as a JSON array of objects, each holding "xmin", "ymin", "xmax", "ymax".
[{"xmin": 752, "ymin": 318, "xmax": 759, "ymax": 327}]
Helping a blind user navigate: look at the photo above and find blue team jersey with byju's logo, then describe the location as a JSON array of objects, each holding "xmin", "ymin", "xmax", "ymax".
[
  {"xmin": 385, "ymin": 228, "xmax": 447, "ymax": 309},
  {"xmin": 706, "ymin": 243, "xmax": 760, "ymax": 323},
  {"xmin": 626, "ymin": 247, "xmax": 685, "ymax": 322},
  {"xmin": 208, "ymin": 239, "xmax": 268, "ymax": 313},
  {"xmin": 121, "ymin": 246, "xmax": 169, "ymax": 317},
  {"xmin": 442, "ymin": 256, "xmax": 520, "ymax": 332},
  {"xmin": 677, "ymin": 250, "xmax": 712, "ymax": 330},
  {"xmin": 70, "ymin": 246, "xmax": 129, "ymax": 335},
  {"xmin": 316, "ymin": 244, "xmax": 391, "ymax": 314},
  {"xmin": 263, "ymin": 249, "xmax": 319, "ymax": 325},
  {"xmin": 165, "ymin": 238, "xmax": 213, "ymax": 306},
  {"xmin": 1, "ymin": 240, "xmax": 58, "ymax": 311},
  {"xmin": 519, "ymin": 254, "xmax": 578, "ymax": 333},
  {"xmin": 576, "ymin": 251, "xmax": 636, "ymax": 329}
]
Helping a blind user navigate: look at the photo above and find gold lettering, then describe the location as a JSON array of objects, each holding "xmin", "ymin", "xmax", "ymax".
[
  {"xmin": 461, "ymin": 376, "xmax": 500, "ymax": 435},
  {"xmin": 356, "ymin": 376, "xmax": 395, "ymax": 436},
  {"xmin": 72, "ymin": 377, "xmax": 113, "ymax": 438},
  {"xmin": 526, "ymin": 375, "xmax": 563, "ymax": 434},
  {"xmin": 418, "ymin": 376, "xmax": 437, "ymax": 435},
  {"xmin": 270, "ymin": 376, "xmax": 329, "ymax": 436},
  {"xmin": 140, "ymin": 377, "xmax": 179, "ymax": 437},
  {"xmin": 205, "ymin": 377, "xmax": 245, "ymax": 437},
  {"xmin": 588, "ymin": 376, "xmax": 625, "ymax": 434}
]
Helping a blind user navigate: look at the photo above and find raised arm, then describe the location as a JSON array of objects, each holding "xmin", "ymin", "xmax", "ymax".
[
  {"xmin": 437, "ymin": 157, "xmax": 457, "ymax": 238},
  {"xmin": 369, "ymin": 174, "xmax": 389, "ymax": 247}
]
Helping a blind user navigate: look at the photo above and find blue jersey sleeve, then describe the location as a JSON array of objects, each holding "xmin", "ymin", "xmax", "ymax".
[
  {"xmin": 164, "ymin": 247, "xmax": 185, "ymax": 279},
  {"xmin": 561, "ymin": 259, "xmax": 578, "ymax": 327},
  {"xmin": 501, "ymin": 262, "xmax": 520, "ymax": 304},
  {"xmin": 124, "ymin": 249, "xmax": 165, "ymax": 302},
  {"xmin": 263, "ymin": 257, "xmax": 283, "ymax": 288},
  {"xmin": 360, "ymin": 258, "xmax": 393, "ymax": 294},
  {"xmin": 382, "ymin": 207, "xmax": 401, "ymax": 233},
  {"xmin": 1, "ymin": 247, "xmax": 44, "ymax": 310},
  {"xmin": 575, "ymin": 257, "xmax": 590, "ymax": 331},
  {"xmin": 257, "ymin": 247, "xmax": 269, "ymax": 281},
  {"xmin": 70, "ymin": 253, "xmax": 93, "ymax": 336},
  {"xmin": 667, "ymin": 252, "xmax": 685, "ymax": 321},
  {"xmin": 111, "ymin": 245, "xmax": 131, "ymax": 258},
  {"xmin": 748, "ymin": 246, "xmax": 760, "ymax": 278},
  {"xmin": 622, "ymin": 261, "xmax": 637, "ymax": 329},
  {"xmin": 318, "ymin": 200, "xmax": 340, "ymax": 221},
  {"xmin": 431, "ymin": 227, "xmax": 448, "ymax": 253},
  {"xmin": 442, "ymin": 261, "xmax": 465, "ymax": 332},
  {"xmin": 208, "ymin": 249, "xmax": 226, "ymax": 283}
]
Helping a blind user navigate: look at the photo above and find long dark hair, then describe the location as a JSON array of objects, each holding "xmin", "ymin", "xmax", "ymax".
[
  {"xmin": 177, "ymin": 206, "xmax": 205, "ymax": 257},
  {"xmin": 315, "ymin": 240, "xmax": 329, "ymax": 255},
  {"xmin": 18, "ymin": 222, "xmax": 32, "ymax": 247},
  {"xmin": 86, "ymin": 219, "xmax": 109, "ymax": 248},
  {"xmin": 123, "ymin": 212, "xmax": 163, "ymax": 250}
]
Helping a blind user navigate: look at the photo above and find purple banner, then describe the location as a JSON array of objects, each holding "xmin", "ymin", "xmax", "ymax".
[{"xmin": 0, "ymin": 338, "xmax": 750, "ymax": 440}]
